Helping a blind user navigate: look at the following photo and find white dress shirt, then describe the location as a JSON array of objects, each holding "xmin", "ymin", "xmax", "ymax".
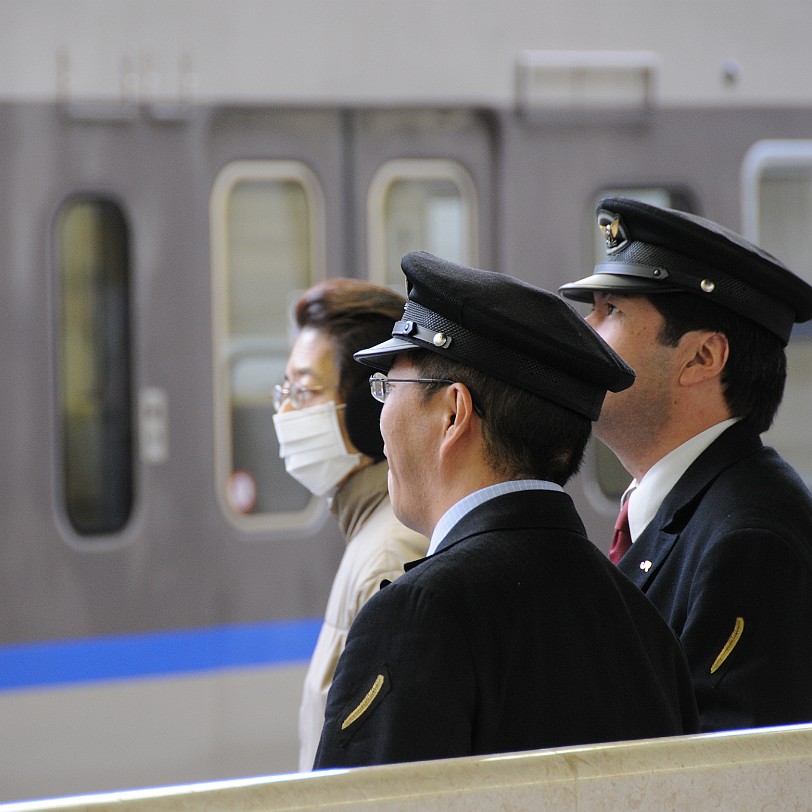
[{"xmin": 624, "ymin": 418, "xmax": 740, "ymax": 543}]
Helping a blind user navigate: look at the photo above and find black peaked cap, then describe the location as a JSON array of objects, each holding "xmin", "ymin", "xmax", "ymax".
[
  {"xmin": 559, "ymin": 196, "xmax": 812, "ymax": 345},
  {"xmin": 354, "ymin": 251, "xmax": 635, "ymax": 421}
]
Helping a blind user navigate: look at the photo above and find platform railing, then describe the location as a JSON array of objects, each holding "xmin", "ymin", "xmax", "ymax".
[{"xmin": 3, "ymin": 723, "xmax": 812, "ymax": 811}]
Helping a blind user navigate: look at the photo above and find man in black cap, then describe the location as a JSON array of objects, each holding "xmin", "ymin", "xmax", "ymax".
[
  {"xmin": 560, "ymin": 196, "xmax": 812, "ymax": 733},
  {"xmin": 312, "ymin": 251, "xmax": 698, "ymax": 769}
]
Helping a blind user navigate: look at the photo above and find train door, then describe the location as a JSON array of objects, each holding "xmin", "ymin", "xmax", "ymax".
[
  {"xmin": 202, "ymin": 113, "xmax": 352, "ymax": 756},
  {"xmin": 0, "ymin": 103, "xmax": 224, "ymax": 639},
  {"xmin": 207, "ymin": 107, "xmax": 497, "ymax": 609}
]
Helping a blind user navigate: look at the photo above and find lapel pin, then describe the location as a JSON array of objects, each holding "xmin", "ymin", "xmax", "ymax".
[{"xmin": 640, "ymin": 560, "xmax": 653, "ymax": 572}]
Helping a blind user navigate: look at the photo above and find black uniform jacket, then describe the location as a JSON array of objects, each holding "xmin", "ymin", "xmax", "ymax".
[
  {"xmin": 313, "ymin": 489, "xmax": 698, "ymax": 769},
  {"xmin": 618, "ymin": 421, "xmax": 812, "ymax": 732}
]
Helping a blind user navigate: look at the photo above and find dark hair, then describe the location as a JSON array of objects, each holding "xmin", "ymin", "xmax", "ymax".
[
  {"xmin": 649, "ymin": 292, "xmax": 786, "ymax": 433},
  {"xmin": 410, "ymin": 351, "xmax": 591, "ymax": 486},
  {"xmin": 294, "ymin": 279, "xmax": 405, "ymax": 399}
]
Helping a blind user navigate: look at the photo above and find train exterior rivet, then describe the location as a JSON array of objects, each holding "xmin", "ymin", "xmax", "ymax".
[{"xmin": 701, "ymin": 279, "xmax": 716, "ymax": 293}]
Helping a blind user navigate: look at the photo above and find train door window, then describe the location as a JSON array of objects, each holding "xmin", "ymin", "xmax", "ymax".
[
  {"xmin": 210, "ymin": 160, "xmax": 326, "ymax": 529},
  {"xmin": 742, "ymin": 140, "xmax": 812, "ymax": 487},
  {"xmin": 585, "ymin": 187, "xmax": 695, "ymax": 507},
  {"xmin": 55, "ymin": 197, "xmax": 134, "ymax": 536},
  {"xmin": 368, "ymin": 159, "xmax": 478, "ymax": 287}
]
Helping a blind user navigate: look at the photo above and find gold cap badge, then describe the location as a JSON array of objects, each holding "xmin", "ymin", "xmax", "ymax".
[{"xmin": 598, "ymin": 212, "xmax": 629, "ymax": 254}]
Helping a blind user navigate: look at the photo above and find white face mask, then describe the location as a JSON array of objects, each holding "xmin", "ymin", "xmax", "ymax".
[{"xmin": 272, "ymin": 401, "xmax": 362, "ymax": 497}]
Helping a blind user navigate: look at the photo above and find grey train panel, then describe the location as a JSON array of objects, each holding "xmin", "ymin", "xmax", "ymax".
[
  {"xmin": 4, "ymin": 102, "xmax": 812, "ymax": 643},
  {"xmin": 6, "ymin": 102, "xmax": 812, "ymax": 644},
  {"xmin": 3, "ymin": 103, "xmax": 812, "ymax": 802}
]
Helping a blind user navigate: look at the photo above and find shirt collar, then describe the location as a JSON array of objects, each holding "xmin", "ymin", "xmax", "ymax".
[
  {"xmin": 625, "ymin": 418, "xmax": 739, "ymax": 541},
  {"xmin": 428, "ymin": 479, "xmax": 563, "ymax": 556}
]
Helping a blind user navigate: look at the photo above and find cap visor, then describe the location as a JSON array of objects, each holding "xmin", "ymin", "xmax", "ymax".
[
  {"xmin": 559, "ymin": 273, "xmax": 676, "ymax": 303},
  {"xmin": 353, "ymin": 336, "xmax": 417, "ymax": 371}
]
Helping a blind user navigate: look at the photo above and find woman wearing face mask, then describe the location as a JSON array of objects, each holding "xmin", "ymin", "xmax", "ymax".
[{"xmin": 273, "ymin": 279, "xmax": 429, "ymax": 772}]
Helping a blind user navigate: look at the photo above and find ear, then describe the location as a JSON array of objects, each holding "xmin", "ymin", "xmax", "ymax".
[
  {"xmin": 679, "ymin": 331, "xmax": 729, "ymax": 386},
  {"xmin": 437, "ymin": 382, "xmax": 479, "ymax": 458}
]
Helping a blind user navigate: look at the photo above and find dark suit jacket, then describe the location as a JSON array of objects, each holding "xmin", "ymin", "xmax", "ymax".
[
  {"xmin": 313, "ymin": 489, "xmax": 698, "ymax": 769},
  {"xmin": 618, "ymin": 421, "xmax": 812, "ymax": 732}
]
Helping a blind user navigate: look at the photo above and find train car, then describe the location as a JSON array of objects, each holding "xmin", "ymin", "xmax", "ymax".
[{"xmin": 2, "ymin": 0, "xmax": 812, "ymax": 802}]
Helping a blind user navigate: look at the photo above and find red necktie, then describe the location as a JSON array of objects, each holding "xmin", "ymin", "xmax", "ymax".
[{"xmin": 608, "ymin": 498, "xmax": 632, "ymax": 564}]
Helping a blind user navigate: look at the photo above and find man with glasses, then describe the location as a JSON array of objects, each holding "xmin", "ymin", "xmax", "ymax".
[
  {"xmin": 312, "ymin": 251, "xmax": 698, "ymax": 769},
  {"xmin": 272, "ymin": 278, "xmax": 429, "ymax": 771}
]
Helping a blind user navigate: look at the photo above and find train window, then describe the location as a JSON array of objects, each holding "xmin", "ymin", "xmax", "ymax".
[
  {"xmin": 741, "ymin": 140, "xmax": 812, "ymax": 288},
  {"xmin": 55, "ymin": 198, "xmax": 134, "ymax": 536},
  {"xmin": 368, "ymin": 159, "xmax": 478, "ymax": 287},
  {"xmin": 587, "ymin": 187, "xmax": 695, "ymax": 506},
  {"xmin": 210, "ymin": 160, "xmax": 326, "ymax": 529},
  {"xmin": 742, "ymin": 140, "xmax": 812, "ymax": 487}
]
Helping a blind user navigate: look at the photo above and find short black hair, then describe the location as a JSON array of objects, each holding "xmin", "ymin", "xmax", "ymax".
[
  {"xmin": 649, "ymin": 292, "xmax": 786, "ymax": 433},
  {"xmin": 410, "ymin": 351, "xmax": 591, "ymax": 486}
]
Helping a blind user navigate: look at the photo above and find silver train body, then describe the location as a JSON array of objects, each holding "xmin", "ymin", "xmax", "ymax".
[{"xmin": 3, "ymin": 0, "xmax": 812, "ymax": 803}]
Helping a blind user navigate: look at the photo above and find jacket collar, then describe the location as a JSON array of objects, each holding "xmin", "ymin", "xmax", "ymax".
[
  {"xmin": 618, "ymin": 421, "xmax": 763, "ymax": 586},
  {"xmin": 404, "ymin": 489, "xmax": 583, "ymax": 573}
]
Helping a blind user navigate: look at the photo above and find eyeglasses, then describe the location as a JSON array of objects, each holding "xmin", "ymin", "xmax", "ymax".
[
  {"xmin": 368, "ymin": 372, "xmax": 454, "ymax": 404},
  {"xmin": 272, "ymin": 382, "xmax": 331, "ymax": 412}
]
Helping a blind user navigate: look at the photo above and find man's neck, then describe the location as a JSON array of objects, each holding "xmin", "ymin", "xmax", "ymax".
[{"xmin": 612, "ymin": 411, "xmax": 733, "ymax": 482}]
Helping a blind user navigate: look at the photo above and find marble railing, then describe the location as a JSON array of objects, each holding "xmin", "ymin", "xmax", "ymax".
[{"xmin": 3, "ymin": 723, "xmax": 811, "ymax": 811}]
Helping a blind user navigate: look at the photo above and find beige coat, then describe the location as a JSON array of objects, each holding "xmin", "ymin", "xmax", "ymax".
[{"xmin": 298, "ymin": 461, "xmax": 429, "ymax": 771}]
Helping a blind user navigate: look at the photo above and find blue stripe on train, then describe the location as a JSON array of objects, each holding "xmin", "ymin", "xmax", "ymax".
[{"xmin": 0, "ymin": 618, "xmax": 322, "ymax": 692}]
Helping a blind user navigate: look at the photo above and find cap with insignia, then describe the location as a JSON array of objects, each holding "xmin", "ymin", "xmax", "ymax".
[
  {"xmin": 559, "ymin": 195, "xmax": 812, "ymax": 345},
  {"xmin": 353, "ymin": 251, "xmax": 635, "ymax": 421}
]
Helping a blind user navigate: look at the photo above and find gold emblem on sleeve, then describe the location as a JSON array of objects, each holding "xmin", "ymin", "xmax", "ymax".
[{"xmin": 341, "ymin": 673, "xmax": 385, "ymax": 730}]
